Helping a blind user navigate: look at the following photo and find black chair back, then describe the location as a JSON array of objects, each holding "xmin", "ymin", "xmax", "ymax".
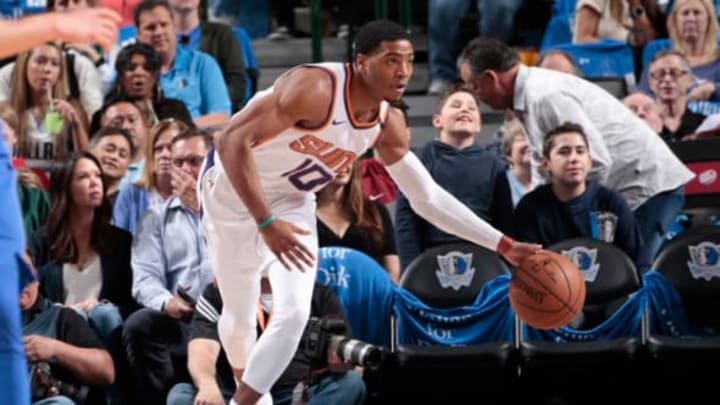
[
  {"xmin": 652, "ymin": 227, "xmax": 720, "ymax": 330},
  {"xmin": 547, "ymin": 238, "xmax": 640, "ymax": 329},
  {"xmin": 400, "ymin": 243, "xmax": 510, "ymax": 308}
]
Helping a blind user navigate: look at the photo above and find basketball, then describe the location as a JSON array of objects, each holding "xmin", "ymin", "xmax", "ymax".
[{"xmin": 509, "ymin": 250, "xmax": 586, "ymax": 330}]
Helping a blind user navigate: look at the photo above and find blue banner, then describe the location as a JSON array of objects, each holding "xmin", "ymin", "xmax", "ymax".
[
  {"xmin": 316, "ymin": 247, "xmax": 395, "ymax": 347},
  {"xmin": 393, "ymin": 275, "xmax": 515, "ymax": 346}
]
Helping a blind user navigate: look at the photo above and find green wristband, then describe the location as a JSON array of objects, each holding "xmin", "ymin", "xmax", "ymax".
[{"xmin": 257, "ymin": 215, "xmax": 277, "ymax": 231}]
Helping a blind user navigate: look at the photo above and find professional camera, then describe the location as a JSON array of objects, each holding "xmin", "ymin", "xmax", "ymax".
[
  {"xmin": 302, "ymin": 317, "xmax": 385, "ymax": 371},
  {"xmin": 29, "ymin": 361, "xmax": 89, "ymax": 404}
]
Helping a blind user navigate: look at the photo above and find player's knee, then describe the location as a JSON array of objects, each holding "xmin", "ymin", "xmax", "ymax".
[{"xmin": 272, "ymin": 306, "xmax": 311, "ymax": 337}]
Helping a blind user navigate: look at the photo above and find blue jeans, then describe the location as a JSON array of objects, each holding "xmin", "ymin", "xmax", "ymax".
[
  {"xmin": 428, "ymin": 0, "xmax": 523, "ymax": 83},
  {"xmin": 33, "ymin": 396, "xmax": 76, "ymax": 405},
  {"xmin": 633, "ymin": 186, "xmax": 686, "ymax": 270},
  {"xmin": 88, "ymin": 303, "xmax": 124, "ymax": 342},
  {"xmin": 166, "ymin": 382, "xmax": 234, "ymax": 405},
  {"xmin": 273, "ymin": 371, "xmax": 366, "ymax": 405},
  {"xmin": 87, "ymin": 303, "xmax": 127, "ymax": 405}
]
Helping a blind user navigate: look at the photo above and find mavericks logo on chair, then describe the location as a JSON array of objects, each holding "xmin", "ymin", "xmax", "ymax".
[
  {"xmin": 561, "ymin": 247, "xmax": 600, "ymax": 282},
  {"xmin": 435, "ymin": 251, "xmax": 475, "ymax": 290},
  {"xmin": 687, "ymin": 242, "xmax": 720, "ymax": 281}
]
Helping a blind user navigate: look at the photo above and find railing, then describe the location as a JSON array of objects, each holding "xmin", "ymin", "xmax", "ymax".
[{"xmin": 311, "ymin": 0, "xmax": 413, "ymax": 62}]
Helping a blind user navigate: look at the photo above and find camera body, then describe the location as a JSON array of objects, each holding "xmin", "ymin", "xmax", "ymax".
[
  {"xmin": 29, "ymin": 361, "xmax": 88, "ymax": 404},
  {"xmin": 302, "ymin": 317, "xmax": 384, "ymax": 371}
]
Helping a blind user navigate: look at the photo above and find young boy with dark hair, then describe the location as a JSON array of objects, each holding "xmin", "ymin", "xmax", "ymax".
[{"xmin": 513, "ymin": 122, "xmax": 647, "ymax": 271}]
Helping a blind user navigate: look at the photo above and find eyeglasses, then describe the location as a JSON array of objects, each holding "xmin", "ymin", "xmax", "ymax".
[
  {"xmin": 172, "ymin": 155, "xmax": 205, "ymax": 168},
  {"xmin": 649, "ymin": 68, "xmax": 689, "ymax": 81}
]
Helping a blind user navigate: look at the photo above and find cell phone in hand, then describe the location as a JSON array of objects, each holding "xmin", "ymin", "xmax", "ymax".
[{"xmin": 176, "ymin": 287, "xmax": 196, "ymax": 306}]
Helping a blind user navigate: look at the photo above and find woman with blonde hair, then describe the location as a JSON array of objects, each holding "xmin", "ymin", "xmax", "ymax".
[
  {"xmin": 8, "ymin": 42, "xmax": 89, "ymax": 161},
  {"xmin": 113, "ymin": 118, "xmax": 189, "ymax": 234},
  {"xmin": 639, "ymin": 0, "xmax": 720, "ymax": 100},
  {"xmin": 316, "ymin": 159, "xmax": 400, "ymax": 283}
]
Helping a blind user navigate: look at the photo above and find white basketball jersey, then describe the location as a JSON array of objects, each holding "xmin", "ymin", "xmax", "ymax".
[{"xmin": 220, "ymin": 62, "xmax": 388, "ymax": 198}]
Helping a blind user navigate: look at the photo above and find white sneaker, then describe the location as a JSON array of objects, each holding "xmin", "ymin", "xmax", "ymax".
[
  {"xmin": 428, "ymin": 79, "xmax": 451, "ymax": 95},
  {"xmin": 268, "ymin": 26, "xmax": 291, "ymax": 41}
]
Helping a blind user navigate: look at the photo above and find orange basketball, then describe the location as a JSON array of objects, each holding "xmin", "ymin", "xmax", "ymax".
[{"xmin": 509, "ymin": 250, "xmax": 586, "ymax": 330}]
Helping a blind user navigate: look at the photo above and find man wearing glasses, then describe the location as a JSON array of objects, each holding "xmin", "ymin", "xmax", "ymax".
[
  {"xmin": 458, "ymin": 37, "xmax": 695, "ymax": 271},
  {"xmin": 647, "ymin": 50, "xmax": 706, "ymax": 142},
  {"xmin": 124, "ymin": 127, "xmax": 216, "ymax": 405}
]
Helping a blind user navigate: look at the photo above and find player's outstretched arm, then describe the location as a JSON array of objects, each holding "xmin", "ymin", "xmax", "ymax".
[
  {"xmin": 215, "ymin": 68, "xmax": 333, "ymax": 271},
  {"xmin": 374, "ymin": 107, "xmax": 541, "ymax": 266},
  {"xmin": 0, "ymin": 8, "xmax": 121, "ymax": 58}
]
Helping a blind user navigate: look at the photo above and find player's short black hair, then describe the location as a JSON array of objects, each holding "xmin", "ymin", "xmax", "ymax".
[
  {"xmin": 134, "ymin": 0, "xmax": 172, "ymax": 27},
  {"xmin": 353, "ymin": 20, "xmax": 410, "ymax": 59}
]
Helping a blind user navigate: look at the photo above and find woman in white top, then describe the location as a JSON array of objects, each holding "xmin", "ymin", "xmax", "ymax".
[
  {"xmin": 8, "ymin": 42, "xmax": 89, "ymax": 161},
  {"xmin": 573, "ymin": 0, "xmax": 660, "ymax": 47}
]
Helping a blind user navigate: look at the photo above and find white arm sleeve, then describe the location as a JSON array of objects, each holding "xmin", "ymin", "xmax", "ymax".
[{"xmin": 385, "ymin": 152, "xmax": 504, "ymax": 252}]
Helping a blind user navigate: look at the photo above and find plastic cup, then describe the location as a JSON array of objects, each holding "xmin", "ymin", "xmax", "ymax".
[{"xmin": 44, "ymin": 111, "xmax": 64, "ymax": 135}]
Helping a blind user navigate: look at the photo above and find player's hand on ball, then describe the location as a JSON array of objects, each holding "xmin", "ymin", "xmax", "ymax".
[
  {"xmin": 261, "ymin": 219, "xmax": 315, "ymax": 271},
  {"xmin": 501, "ymin": 240, "xmax": 542, "ymax": 267}
]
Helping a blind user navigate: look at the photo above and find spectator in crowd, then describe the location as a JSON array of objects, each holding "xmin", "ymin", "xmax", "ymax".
[
  {"xmin": 573, "ymin": 0, "xmax": 660, "ymax": 48},
  {"xmin": 513, "ymin": 122, "xmax": 646, "ymax": 270},
  {"xmin": 499, "ymin": 117, "xmax": 535, "ymax": 207},
  {"xmin": 21, "ymin": 252, "xmax": 115, "ymax": 405},
  {"xmin": 647, "ymin": 50, "xmax": 706, "ymax": 141},
  {"xmin": 8, "ymin": 42, "xmax": 90, "ymax": 161},
  {"xmin": 395, "ymin": 84, "xmax": 513, "ymax": 270},
  {"xmin": 623, "ymin": 91, "xmax": 663, "ymax": 133},
  {"xmin": 134, "ymin": 0, "xmax": 232, "ymax": 127},
  {"xmin": 427, "ymin": 0, "xmax": 524, "ymax": 95},
  {"xmin": 89, "ymin": 126, "xmax": 135, "ymax": 204},
  {"xmin": 169, "ymin": 0, "xmax": 247, "ymax": 112},
  {"xmin": 0, "ymin": 43, "xmax": 104, "ymax": 123},
  {"xmin": 316, "ymin": 159, "xmax": 400, "ymax": 283},
  {"xmin": 123, "ymin": 127, "xmax": 214, "ymax": 405},
  {"xmin": 639, "ymin": 0, "xmax": 720, "ymax": 101},
  {"xmin": 98, "ymin": 97, "xmax": 150, "ymax": 185},
  {"xmin": 0, "ymin": 102, "xmax": 50, "ymax": 237},
  {"xmin": 536, "ymin": 49, "xmax": 582, "ymax": 76},
  {"xmin": 113, "ymin": 118, "xmax": 188, "ymax": 234},
  {"xmin": 459, "ymin": 37, "xmax": 695, "ymax": 270},
  {"xmin": 29, "ymin": 150, "xmax": 136, "ymax": 405},
  {"xmin": 166, "ymin": 280, "xmax": 366, "ymax": 405},
  {"xmin": 106, "ymin": 42, "xmax": 193, "ymax": 127},
  {"xmin": 28, "ymin": 151, "xmax": 135, "ymax": 314}
]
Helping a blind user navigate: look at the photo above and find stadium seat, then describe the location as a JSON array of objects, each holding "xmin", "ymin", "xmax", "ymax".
[
  {"xmin": 390, "ymin": 243, "xmax": 519, "ymax": 403},
  {"xmin": 547, "ymin": 40, "xmax": 636, "ymax": 96},
  {"xmin": 643, "ymin": 228, "xmax": 720, "ymax": 399},
  {"xmin": 517, "ymin": 238, "xmax": 645, "ymax": 403},
  {"xmin": 539, "ymin": 0, "xmax": 577, "ymax": 49}
]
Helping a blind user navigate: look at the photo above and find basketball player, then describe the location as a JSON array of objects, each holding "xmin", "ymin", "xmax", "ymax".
[
  {"xmin": 0, "ymin": 7, "xmax": 120, "ymax": 405},
  {"xmin": 199, "ymin": 20, "xmax": 541, "ymax": 405}
]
